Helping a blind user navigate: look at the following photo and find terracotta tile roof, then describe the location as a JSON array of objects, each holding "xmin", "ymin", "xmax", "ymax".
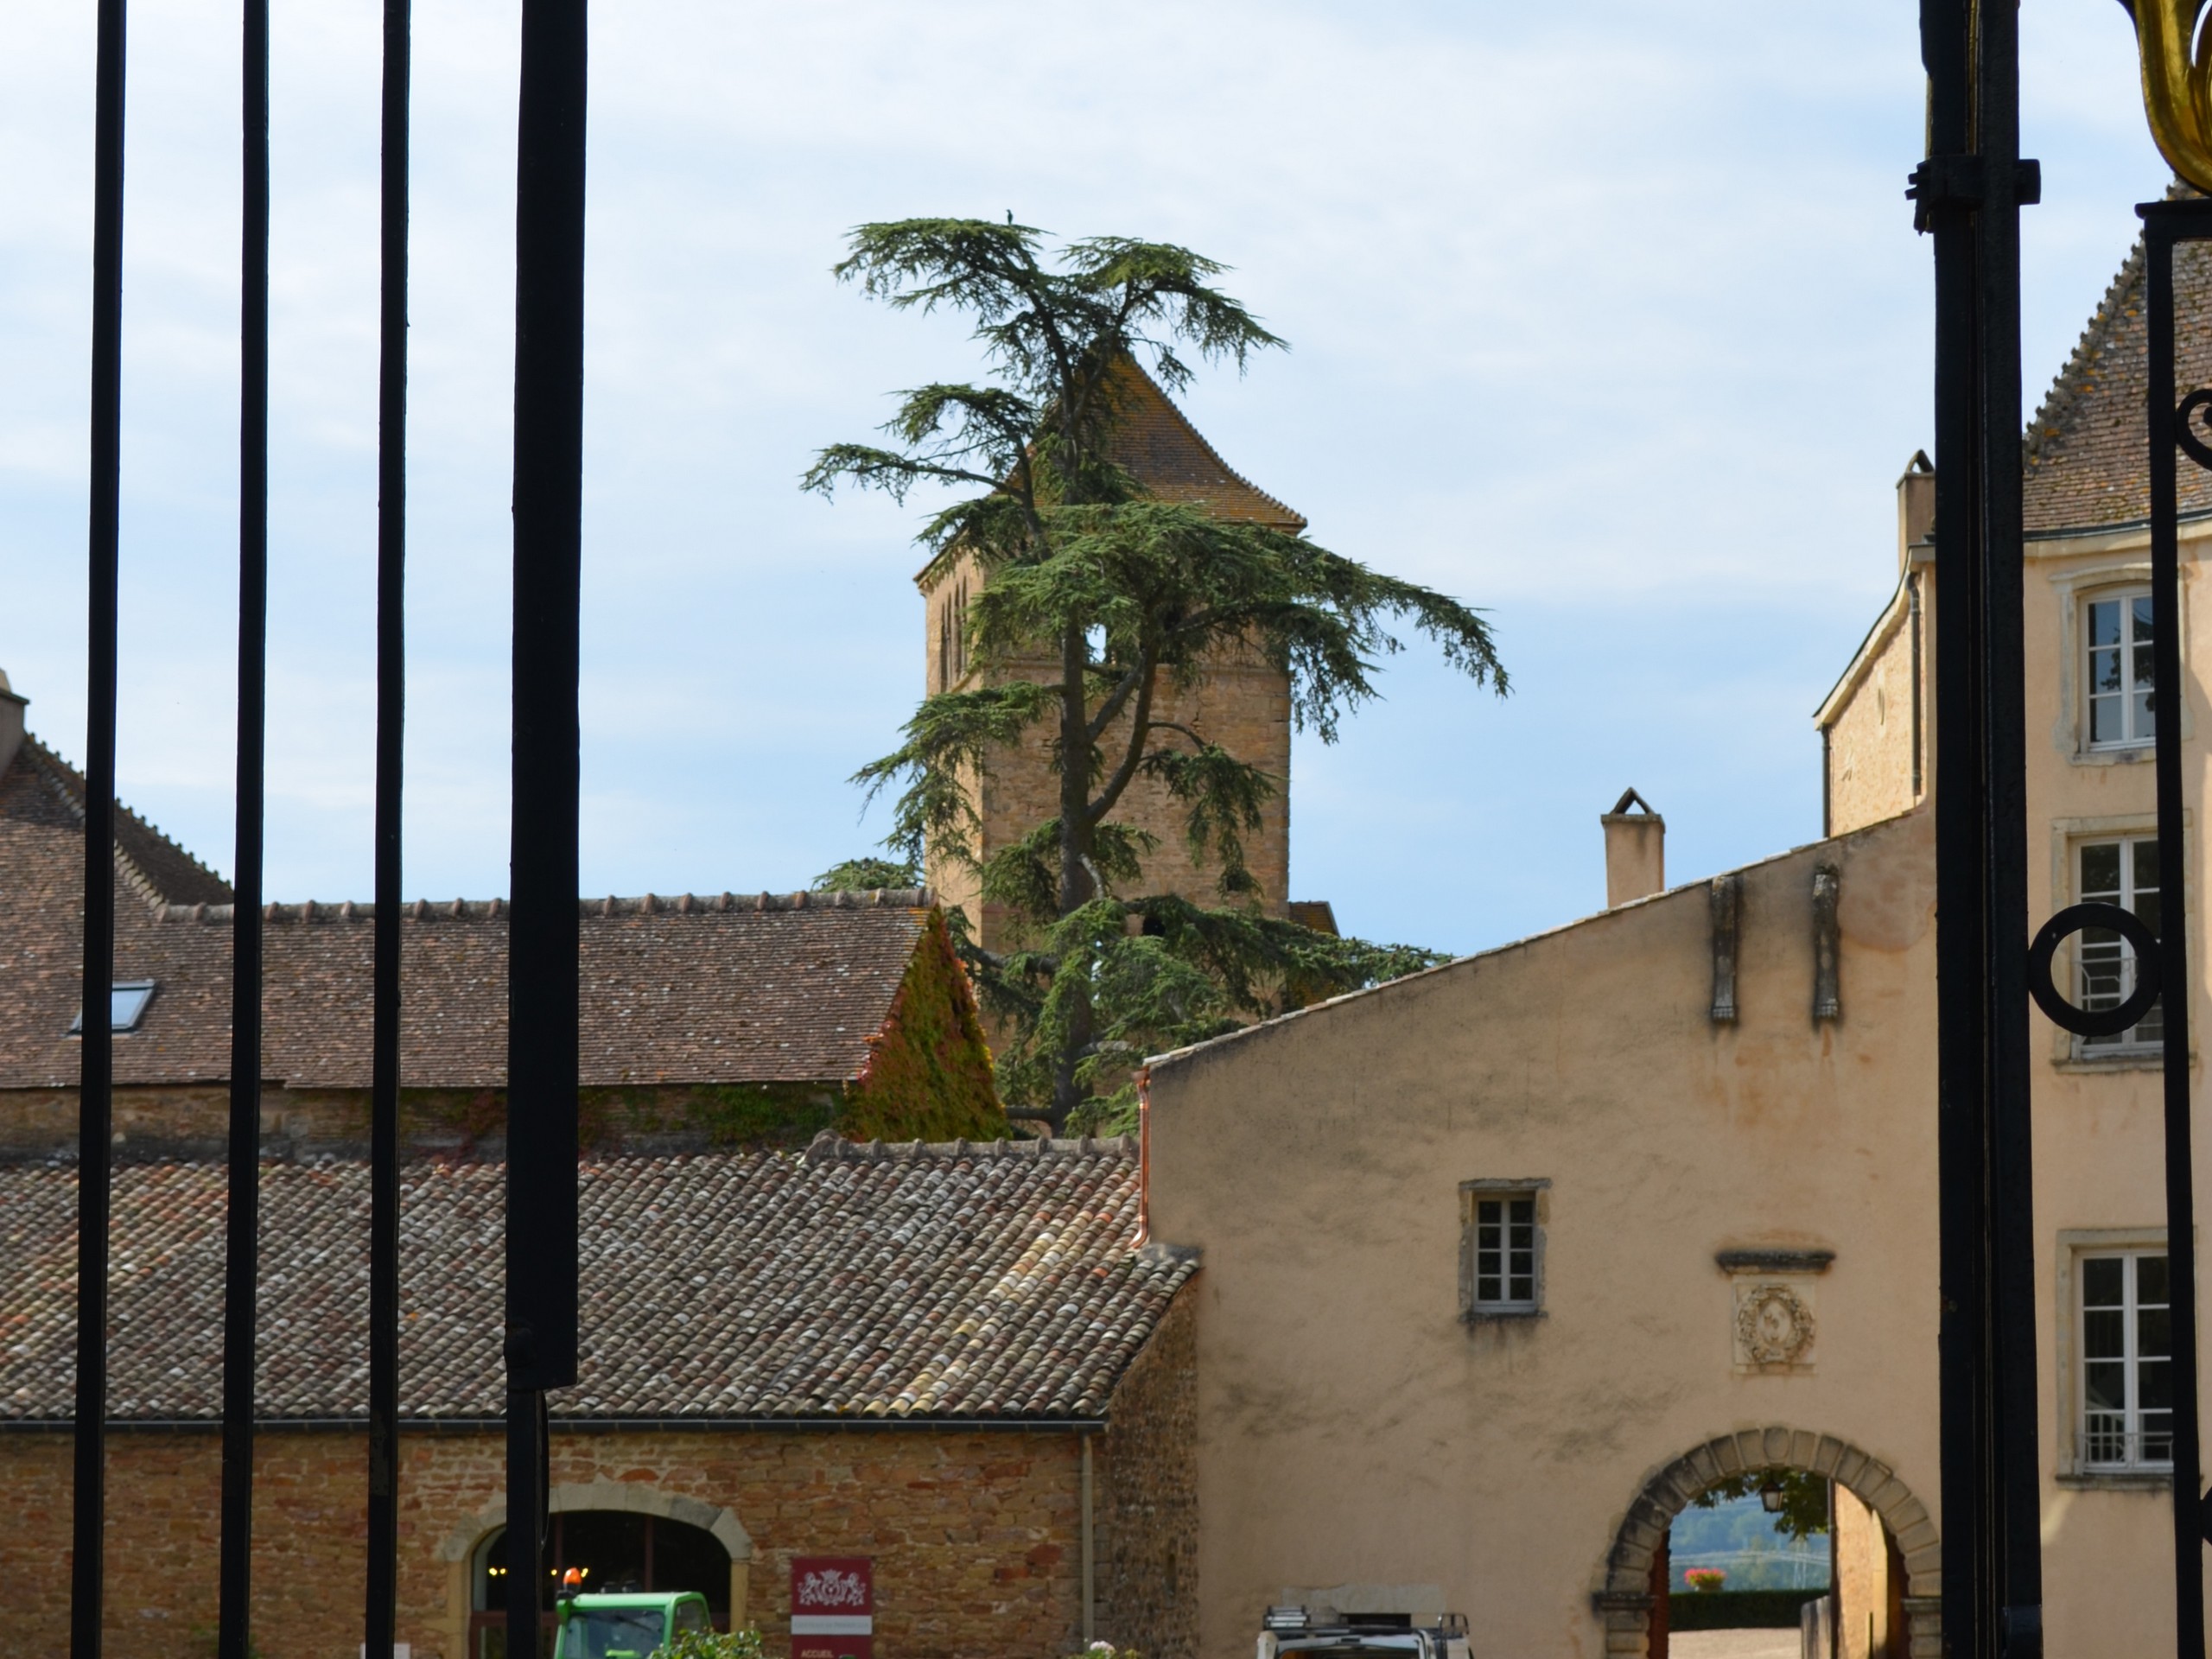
[
  {"xmin": 0, "ymin": 1137, "xmax": 1192, "ymax": 1423},
  {"xmin": 1103, "ymin": 360, "xmax": 1306, "ymax": 531},
  {"xmin": 0, "ymin": 739, "xmax": 931, "ymax": 1090},
  {"xmin": 2024, "ymin": 187, "xmax": 2212, "ymax": 534}
]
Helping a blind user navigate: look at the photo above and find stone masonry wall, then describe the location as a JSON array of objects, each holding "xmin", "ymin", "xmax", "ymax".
[
  {"xmin": 1096, "ymin": 1287, "xmax": 1199, "ymax": 1659},
  {"xmin": 6, "ymin": 1427, "xmax": 1087, "ymax": 1659},
  {"xmin": 922, "ymin": 549, "xmax": 1294, "ymax": 957}
]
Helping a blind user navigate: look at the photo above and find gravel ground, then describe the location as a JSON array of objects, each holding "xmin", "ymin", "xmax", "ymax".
[{"xmin": 1667, "ymin": 1630, "xmax": 1802, "ymax": 1659}]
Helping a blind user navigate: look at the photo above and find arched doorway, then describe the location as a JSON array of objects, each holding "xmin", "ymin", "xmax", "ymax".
[
  {"xmin": 442, "ymin": 1481, "xmax": 753, "ymax": 1659},
  {"xmin": 1593, "ymin": 1427, "xmax": 1939, "ymax": 1659}
]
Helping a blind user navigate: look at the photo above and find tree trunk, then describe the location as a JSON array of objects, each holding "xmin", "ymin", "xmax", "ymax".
[{"xmin": 1051, "ymin": 621, "xmax": 1095, "ymax": 1133}]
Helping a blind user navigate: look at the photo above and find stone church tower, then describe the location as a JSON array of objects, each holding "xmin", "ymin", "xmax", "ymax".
[{"xmin": 917, "ymin": 368, "xmax": 1307, "ymax": 950}]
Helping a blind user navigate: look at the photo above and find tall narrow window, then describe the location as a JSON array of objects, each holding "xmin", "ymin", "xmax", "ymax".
[
  {"xmin": 2079, "ymin": 838, "xmax": 2161, "ymax": 1050},
  {"xmin": 2086, "ymin": 590, "xmax": 2155, "ymax": 748},
  {"xmin": 1460, "ymin": 1180, "xmax": 1545, "ymax": 1319},
  {"xmin": 2079, "ymin": 1250, "xmax": 2171, "ymax": 1471}
]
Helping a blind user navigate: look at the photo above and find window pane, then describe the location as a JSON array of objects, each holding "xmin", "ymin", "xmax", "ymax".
[
  {"xmin": 1508, "ymin": 1198, "xmax": 1533, "ymax": 1225},
  {"xmin": 1477, "ymin": 1273, "xmax": 1501, "ymax": 1301},
  {"xmin": 2139, "ymin": 1357, "xmax": 2174, "ymax": 1411},
  {"xmin": 2081, "ymin": 843, "xmax": 2122, "ymax": 898},
  {"xmin": 2089, "ymin": 599, "xmax": 2121, "ymax": 648},
  {"xmin": 2084, "ymin": 1360, "xmax": 2128, "ymax": 1412},
  {"xmin": 1478, "ymin": 1199, "xmax": 1500, "ymax": 1227},
  {"xmin": 2134, "ymin": 692, "xmax": 2157, "ymax": 741},
  {"xmin": 2082, "ymin": 1308, "xmax": 2126, "ymax": 1360},
  {"xmin": 2139, "ymin": 1306, "xmax": 2173, "ymax": 1360},
  {"xmin": 2089, "ymin": 644, "xmax": 2122, "ymax": 696},
  {"xmin": 2139, "ymin": 1254, "xmax": 2171, "ymax": 1306},
  {"xmin": 2133, "ymin": 594, "xmax": 2156, "ymax": 646},
  {"xmin": 1508, "ymin": 1272, "xmax": 1534, "ymax": 1302},
  {"xmin": 2133, "ymin": 840, "xmax": 2161, "ymax": 902},
  {"xmin": 2082, "ymin": 1256, "xmax": 2125, "ymax": 1306}
]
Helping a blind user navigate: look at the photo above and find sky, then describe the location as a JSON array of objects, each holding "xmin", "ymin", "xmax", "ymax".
[{"xmin": 0, "ymin": 0, "xmax": 2178, "ymax": 958}]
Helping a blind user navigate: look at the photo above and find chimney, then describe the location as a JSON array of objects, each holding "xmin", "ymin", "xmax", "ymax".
[
  {"xmin": 0, "ymin": 670, "xmax": 24, "ymax": 781},
  {"xmin": 1897, "ymin": 450, "xmax": 1935, "ymax": 572},
  {"xmin": 1602, "ymin": 788, "xmax": 1664, "ymax": 907}
]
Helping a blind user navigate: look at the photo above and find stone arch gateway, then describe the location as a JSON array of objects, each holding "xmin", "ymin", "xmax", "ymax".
[{"xmin": 1592, "ymin": 1425, "xmax": 1940, "ymax": 1658}]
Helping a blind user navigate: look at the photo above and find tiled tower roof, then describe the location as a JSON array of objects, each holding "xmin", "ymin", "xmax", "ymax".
[{"xmin": 2024, "ymin": 187, "xmax": 2212, "ymax": 533}]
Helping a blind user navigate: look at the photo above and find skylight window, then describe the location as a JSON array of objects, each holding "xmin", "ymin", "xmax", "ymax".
[{"xmin": 68, "ymin": 980, "xmax": 157, "ymax": 1034}]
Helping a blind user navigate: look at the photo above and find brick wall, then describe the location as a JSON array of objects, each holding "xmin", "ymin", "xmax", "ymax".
[
  {"xmin": 5, "ymin": 1427, "xmax": 1092, "ymax": 1659},
  {"xmin": 921, "ymin": 548, "xmax": 1294, "ymax": 958},
  {"xmin": 1096, "ymin": 1289, "xmax": 1198, "ymax": 1659}
]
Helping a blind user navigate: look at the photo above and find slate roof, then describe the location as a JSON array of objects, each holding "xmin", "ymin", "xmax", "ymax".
[
  {"xmin": 0, "ymin": 1138, "xmax": 1186, "ymax": 1424},
  {"xmin": 2024, "ymin": 188, "xmax": 2212, "ymax": 533},
  {"xmin": 0, "ymin": 737, "xmax": 933, "ymax": 1090}
]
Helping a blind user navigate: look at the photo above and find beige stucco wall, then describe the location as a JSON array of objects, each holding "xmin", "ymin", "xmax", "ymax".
[
  {"xmin": 1141, "ymin": 503, "xmax": 2212, "ymax": 1657},
  {"xmin": 1821, "ymin": 567, "xmax": 1929, "ymax": 838},
  {"xmin": 2018, "ymin": 518, "xmax": 2212, "ymax": 1659},
  {"xmin": 1146, "ymin": 807, "xmax": 1943, "ymax": 1658}
]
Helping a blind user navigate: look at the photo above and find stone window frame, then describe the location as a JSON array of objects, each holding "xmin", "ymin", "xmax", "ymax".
[
  {"xmin": 2050, "ymin": 562, "xmax": 2190, "ymax": 765},
  {"xmin": 2056, "ymin": 1226, "xmax": 2177, "ymax": 1487},
  {"xmin": 2046, "ymin": 810, "xmax": 2195, "ymax": 1072},
  {"xmin": 1459, "ymin": 1177, "xmax": 1549, "ymax": 1323}
]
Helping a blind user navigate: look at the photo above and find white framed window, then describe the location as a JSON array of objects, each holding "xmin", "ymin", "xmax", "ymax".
[
  {"xmin": 2077, "ymin": 837, "xmax": 2162, "ymax": 1050},
  {"xmin": 2085, "ymin": 589, "xmax": 2156, "ymax": 748},
  {"xmin": 1459, "ymin": 1179, "xmax": 1547, "ymax": 1319},
  {"xmin": 2078, "ymin": 1249, "xmax": 2172, "ymax": 1472}
]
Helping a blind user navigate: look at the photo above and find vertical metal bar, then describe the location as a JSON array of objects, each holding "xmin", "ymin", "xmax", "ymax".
[
  {"xmin": 1923, "ymin": 1, "xmax": 1993, "ymax": 1653},
  {"xmin": 365, "ymin": 0, "xmax": 411, "ymax": 1651},
  {"xmin": 1972, "ymin": 1, "xmax": 2044, "ymax": 1650},
  {"xmin": 2144, "ymin": 203, "xmax": 2209, "ymax": 1659},
  {"xmin": 73, "ymin": 0, "xmax": 128, "ymax": 1652},
  {"xmin": 506, "ymin": 0, "xmax": 588, "ymax": 1646},
  {"xmin": 218, "ymin": 0, "xmax": 270, "ymax": 1650}
]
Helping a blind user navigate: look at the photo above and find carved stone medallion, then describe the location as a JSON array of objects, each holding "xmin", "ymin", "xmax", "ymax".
[{"xmin": 1732, "ymin": 1281, "xmax": 1816, "ymax": 1371}]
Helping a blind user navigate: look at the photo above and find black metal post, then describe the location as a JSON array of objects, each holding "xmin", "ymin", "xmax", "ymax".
[
  {"xmin": 364, "ymin": 0, "xmax": 411, "ymax": 1651},
  {"xmin": 1916, "ymin": 0, "xmax": 2044, "ymax": 1653},
  {"xmin": 505, "ymin": 0, "xmax": 588, "ymax": 1645},
  {"xmin": 218, "ymin": 0, "xmax": 271, "ymax": 1651},
  {"xmin": 73, "ymin": 1, "xmax": 128, "ymax": 1653},
  {"xmin": 2141, "ymin": 199, "xmax": 2211, "ymax": 1659}
]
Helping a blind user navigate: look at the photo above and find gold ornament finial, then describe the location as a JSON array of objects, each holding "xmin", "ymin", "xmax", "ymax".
[{"xmin": 2123, "ymin": 0, "xmax": 2212, "ymax": 192}]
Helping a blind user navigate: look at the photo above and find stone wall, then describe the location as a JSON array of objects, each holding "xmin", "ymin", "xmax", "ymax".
[
  {"xmin": 1096, "ymin": 1287, "xmax": 1199, "ymax": 1659},
  {"xmin": 921, "ymin": 547, "xmax": 1296, "ymax": 956},
  {"xmin": 5, "ymin": 1427, "xmax": 1091, "ymax": 1659}
]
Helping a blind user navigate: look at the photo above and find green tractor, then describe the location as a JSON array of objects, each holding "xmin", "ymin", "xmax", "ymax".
[{"xmin": 553, "ymin": 1580, "xmax": 715, "ymax": 1659}]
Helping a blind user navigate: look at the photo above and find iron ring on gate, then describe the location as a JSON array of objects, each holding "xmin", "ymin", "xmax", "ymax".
[
  {"xmin": 2026, "ymin": 903, "xmax": 2162, "ymax": 1037},
  {"xmin": 2177, "ymin": 389, "xmax": 2212, "ymax": 472}
]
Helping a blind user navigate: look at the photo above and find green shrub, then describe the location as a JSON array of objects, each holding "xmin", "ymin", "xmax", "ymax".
[
  {"xmin": 1667, "ymin": 1588, "xmax": 1822, "ymax": 1630},
  {"xmin": 658, "ymin": 1629, "xmax": 768, "ymax": 1659}
]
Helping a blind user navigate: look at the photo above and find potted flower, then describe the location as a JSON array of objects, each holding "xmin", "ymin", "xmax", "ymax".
[{"xmin": 1682, "ymin": 1568, "xmax": 1726, "ymax": 1594}]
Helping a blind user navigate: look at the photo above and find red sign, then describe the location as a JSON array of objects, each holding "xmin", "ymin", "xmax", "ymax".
[{"xmin": 790, "ymin": 1556, "xmax": 874, "ymax": 1659}]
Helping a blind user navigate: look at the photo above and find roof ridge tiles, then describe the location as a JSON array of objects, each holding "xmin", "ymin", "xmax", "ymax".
[
  {"xmin": 160, "ymin": 887, "xmax": 936, "ymax": 923},
  {"xmin": 804, "ymin": 1130, "xmax": 1135, "ymax": 1163}
]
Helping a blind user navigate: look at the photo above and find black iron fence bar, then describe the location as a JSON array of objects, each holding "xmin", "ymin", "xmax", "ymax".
[
  {"xmin": 505, "ymin": 0, "xmax": 588, "ymax": 1644},
  {"xmin": 219, "ymin": 0, "xmax": 271, "ymax": 1652},
  {"xmin": 2140, "ymin": 198, "xmax": 2211, "ymax": 1659},
  {"xmin": 73, "ymin": 0, "xmax": 128, "ymax": 1651},
  {"xmin": 365, "ymin": 0, "xmax": 411, "ymax": 1649},
  {"xmin": 1972, "ymin": 3, "xmax": 2046, "ymax": 1653},
  {"xmin": 1917, "ymin": 0, "xmax": 2046, "ymax": 1652}
]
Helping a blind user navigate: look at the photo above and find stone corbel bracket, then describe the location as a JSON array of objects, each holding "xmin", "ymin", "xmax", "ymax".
[
  {"xmin": 1709, "ymin": 874, "xmax": 1742, "ymax": 1023},
  {"xmin": 1811, "ymin": 863, "xmax": 1841, "ymax": 1021}
]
